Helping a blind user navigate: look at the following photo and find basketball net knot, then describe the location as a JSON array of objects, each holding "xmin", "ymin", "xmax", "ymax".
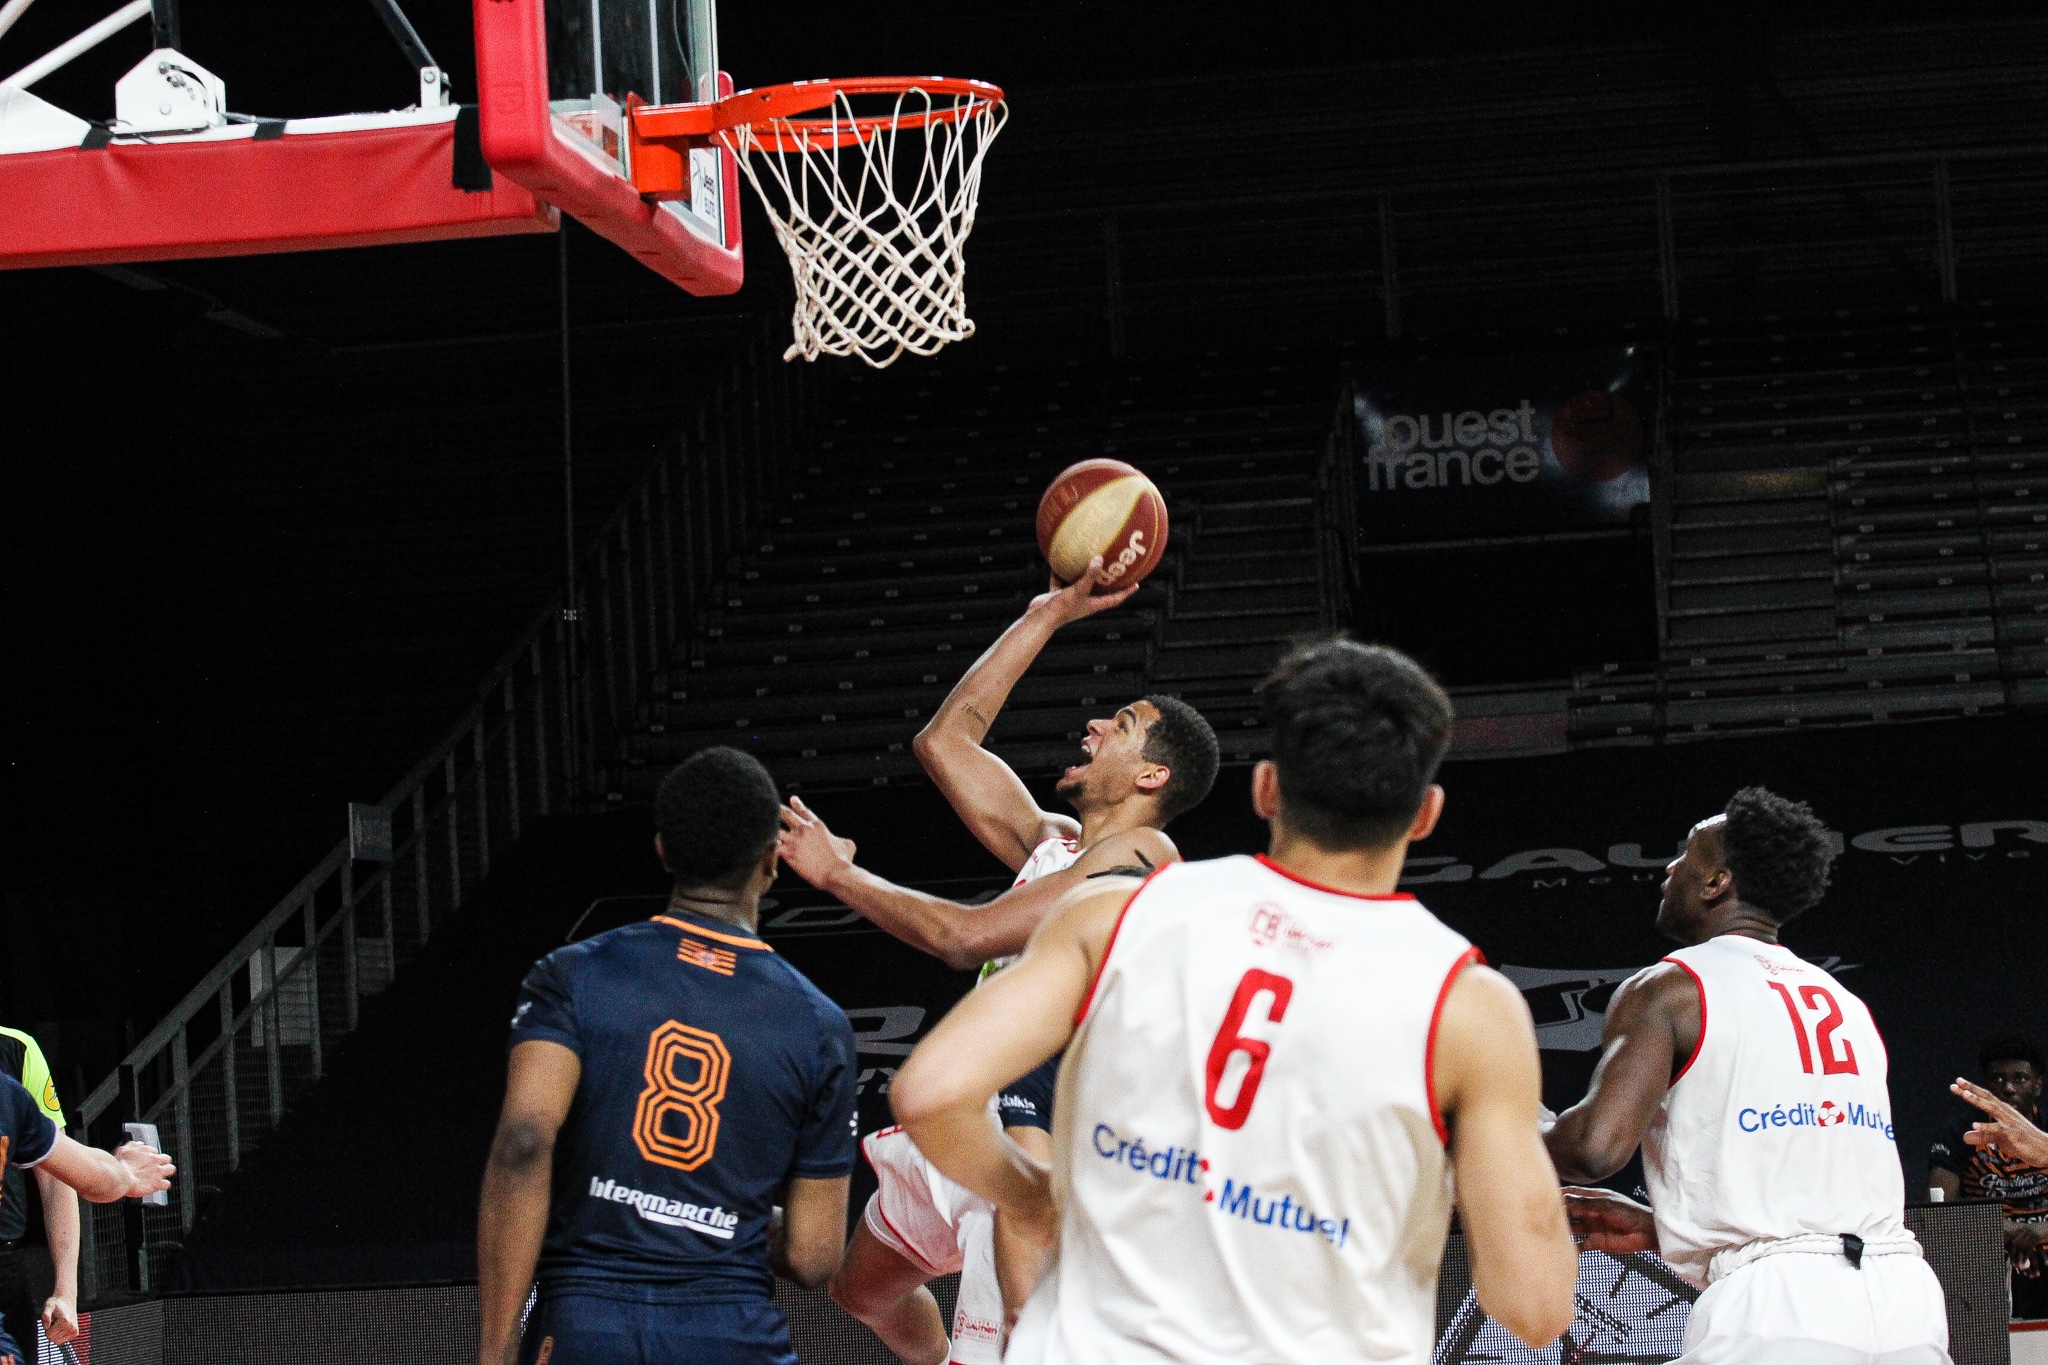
[{"xmin": 720, "ymin": 86, "xmax": 1007, "ymax": 369}]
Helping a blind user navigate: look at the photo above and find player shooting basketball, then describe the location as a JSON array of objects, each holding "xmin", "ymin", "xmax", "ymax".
[
  {"xmin": 1545, "ymin": 789, "xmax": 1954, "ymax": 1365},
  {"xmin": 776, "ymin": 556, "xmax": 1220, "ymax": 1365}
]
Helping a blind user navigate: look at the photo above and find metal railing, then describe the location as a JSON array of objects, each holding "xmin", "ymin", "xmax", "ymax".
[{"xmin": 70, "ymin": 313, "xmax": 817, "ymax": 1299}]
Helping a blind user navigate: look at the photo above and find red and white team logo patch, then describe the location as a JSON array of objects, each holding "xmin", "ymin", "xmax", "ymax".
[
  {"xmin": 1247, "ymin": 903, "xmax": 1334, "ymax": 956},
  {"xmin": 1817, "ymin": 1100, "xmax": 1847, "ymax": 1127}
]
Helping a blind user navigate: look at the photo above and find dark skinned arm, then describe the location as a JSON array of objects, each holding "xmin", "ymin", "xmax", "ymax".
[
  {"xmin": 770, "ymin": 1175, "xmax": 851, "ymax": 1290},
  {"xmin": 780, "ymin": 799, "xmax": 1173, "ymax": 970},
  {"xmin": 478, "ymin": 1041, "xmax": 580, "ymax": 1365},
  {"xmin": 1543, "ymin": 962, "xmax": 1701, "ymax": 1184}
]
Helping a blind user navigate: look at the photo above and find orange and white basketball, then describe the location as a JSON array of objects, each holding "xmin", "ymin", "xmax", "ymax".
[{"xmin": 1035, "ymin": 459, "xmax": 1168, "ymax": 593}]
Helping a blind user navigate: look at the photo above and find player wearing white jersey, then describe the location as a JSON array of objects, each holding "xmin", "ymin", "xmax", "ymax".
[
  {"xmin": 891, "ymin": 640, "xmax": 1578, "ymax": 1364},
  {"xmin": 1548, "ymin": 788, "xmax": 1953, "ymax": 1365},
  {"xmin": 777, "ymin": 559, "xmax": 1220, "ymax": 1365}
]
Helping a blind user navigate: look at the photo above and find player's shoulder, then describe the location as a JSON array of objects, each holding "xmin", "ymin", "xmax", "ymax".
[
  {"xmin": 750, "ymin": 951, "xmax": 856, "ymax": 1045},
  {"xmin": 1070, "ymin": 825, "xmax": 1177, "ymax": 877},
  {"xmin": 539, "ymin": 915, "xmax": 667, "ymax": 963},
  {"xmin": 526, "ymin": 916, "xmax": 686, "ymax": 990}
]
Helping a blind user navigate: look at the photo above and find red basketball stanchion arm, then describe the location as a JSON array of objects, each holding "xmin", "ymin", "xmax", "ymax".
[{"xmin": 0, "ymin": 118, "xmax": 557, "ymax": 271}]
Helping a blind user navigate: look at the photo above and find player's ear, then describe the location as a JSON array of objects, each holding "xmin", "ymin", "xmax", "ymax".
[
  {"xmin": 1250, "ymin": 761, "xmax": 1281, "ymax": 820},
  {"xmin": 654, "ymin": 833, "xmax": 672, "ymax": 872},
  {"xmin": 1407, "ymin": 785, "xmax": 1445, "ymax": 842},
  {"xmin": 1134, "ymin": 762, "xmax": 1170, "ymax": 794}
]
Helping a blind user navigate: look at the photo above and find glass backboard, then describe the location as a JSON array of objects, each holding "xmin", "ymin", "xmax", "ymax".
[
  {"xmin": 474, "ymin": 0, "xmax": 743, "ymax": 293},
  {"xmin": 545, "ymin": 0, "xmax": 724, "ymax": 245}
]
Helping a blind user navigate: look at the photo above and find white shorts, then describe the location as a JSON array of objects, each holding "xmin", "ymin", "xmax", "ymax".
[
  {"xmin": 1678, "ymin": 1250, "xmax": 1954, "ymax": 1365},
  {"xmin": 861, "ymin": 1125, "xmax": 1005, "ymax": 1365}
]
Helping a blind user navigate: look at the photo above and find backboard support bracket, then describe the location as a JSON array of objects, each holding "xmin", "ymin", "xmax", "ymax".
[{"xmin": 364, "ymin": 0, "xmax": 450, "ymax": 109}]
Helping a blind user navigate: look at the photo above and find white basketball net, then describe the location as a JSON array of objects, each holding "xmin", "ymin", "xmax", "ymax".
[{"xmin": 719, "ymin": 86, "xmax": 1007, "ymax": 369}]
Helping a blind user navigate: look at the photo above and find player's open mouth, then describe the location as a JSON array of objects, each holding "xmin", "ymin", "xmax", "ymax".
[{"xmin": 1062, "ymin": 739, "xmax": 1095, "ymax": 782}]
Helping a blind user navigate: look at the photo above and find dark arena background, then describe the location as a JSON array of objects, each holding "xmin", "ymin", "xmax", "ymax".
[{"xmin": 4, "ymin": 0, "xmax": 2047, "ymax": 1362}]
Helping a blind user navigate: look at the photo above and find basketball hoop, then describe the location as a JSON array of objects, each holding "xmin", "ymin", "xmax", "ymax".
[{"xmin": 629, "ymin": 78, "xmax": 1006, "ymax": 368}]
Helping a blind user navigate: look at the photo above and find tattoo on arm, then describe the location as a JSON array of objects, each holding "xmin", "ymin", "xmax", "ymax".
[
  {"xmin": 1087, "ymin": 850, "xmax": 1155, "ymax": 880},
  {"xmin": 961, "ymin": 702, "xmax": 993, "ymax": 740}
]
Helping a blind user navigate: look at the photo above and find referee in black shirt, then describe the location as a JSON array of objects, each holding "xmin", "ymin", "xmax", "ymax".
[{"xmin": 0, "ymin": 1027, "xmax": 79, "ymax": 1364}]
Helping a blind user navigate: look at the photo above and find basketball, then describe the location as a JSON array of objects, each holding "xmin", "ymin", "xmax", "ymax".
[{"xmin": 1034, "ymin": 459, "xmax": 1170, "ymax": 592}]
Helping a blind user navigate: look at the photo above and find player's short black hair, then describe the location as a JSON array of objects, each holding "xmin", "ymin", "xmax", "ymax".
[
  {"xmin": 1258, "ymin": 639, "xmax": 1454, "ymax": 850},
  {"xmin": 1138, "ymin": 694, "xmax": 1220, "ymax": 825},
  {"xmin": 654, "ymin": 747, "xmax": 781, "ymax": 887},
  {"xmin": 1979, "ymin": 1033, "xmax": 2048, "ymax": 1076},
  {"xmin": 1718, "ymin": 786, "xmax": 1836, "ymax": 923}
]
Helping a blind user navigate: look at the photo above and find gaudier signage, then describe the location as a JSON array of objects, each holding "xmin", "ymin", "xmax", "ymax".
[
  {"xmin": 1349, "ymin": 347, "xmax": 1653, "ymax": 541},
  {"xmin": 1398, "ymin": 819, "xmax": 2045, "ymax": 884}
]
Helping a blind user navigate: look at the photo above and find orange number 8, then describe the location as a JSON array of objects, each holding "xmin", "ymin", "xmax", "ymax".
[{"xmin": 634, "ymin": 1021, "xmax": 731, "ymax": 1171}]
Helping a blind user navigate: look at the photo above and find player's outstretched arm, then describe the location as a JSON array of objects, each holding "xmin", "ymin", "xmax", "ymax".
[
  {"xmin": 913, "ymin": 559, "xmax": 1135, "ymax": 869},
  {"xmin": 772, "ymin": 1175, "xmax": 851, "ymax": 1290},
  {"xmin": 1954, "ymin": 1078, "xmax": 2048, "ymax": 1170},
  {"xmin": 1543, "ymin": 963, "xmax": 1694, "ymax": 1184},
  {"xmin": 37, "ymin": 1133, "xmax": 174, "ymax": 1203},
  {"xmin": 478, "ymin": 1040, "xmax": 580, "ymax": 1365},
  {"xmin": 1435, "ymin": 965, "xmax": 1577, "ymax": 1349},
  {"xmin": 781, "ymin": 796, "xmax": 1172, "ymax": 969},
  {"xmin": 893, "ymin": 881, "xmax": 1129, "ymax": 1223}
]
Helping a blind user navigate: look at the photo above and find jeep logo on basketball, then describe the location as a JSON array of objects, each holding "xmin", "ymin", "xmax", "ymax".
[{"xmin": 1100, "ymin": 529, "xmax": 1147, "ymax": 582}]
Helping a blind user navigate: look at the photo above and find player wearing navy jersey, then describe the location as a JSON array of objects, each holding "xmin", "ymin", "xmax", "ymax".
[
  {"xmin": 478, "ymin": 748, "xmax": 859, "ymax": 1365},
  {"xmin": 0, "ymin": 1073, "xmax": 174, "ymax": 1365}
]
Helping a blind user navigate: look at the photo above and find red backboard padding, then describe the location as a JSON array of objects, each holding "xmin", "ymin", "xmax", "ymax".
[
  {"xmin": 472, "ymin": 0, "xmax": 744, "ymax": 296},
  {"xmin": 0, "ymin": 118, "xmax": 557, "ymax": 271}
]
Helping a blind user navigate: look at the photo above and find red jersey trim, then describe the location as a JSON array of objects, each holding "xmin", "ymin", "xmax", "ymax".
[
  {"xmin": 1662, "ymin": 956, "xmax": 1708, "ymax": 1085},
  {"xmin": 651, "ymin": 915, "xmax": 775, "ymax": 952},
  {"xmin": 1425, "ymin": 946, "xmax": 1487, "ymax": 1146},
  {"xmin": 1072, "ymin": 867, "xmax": 1167, "ymax": 1026},
  {"xmin": 1253, "ymin": 854, "xmax": 1418, "ymax": 901}
]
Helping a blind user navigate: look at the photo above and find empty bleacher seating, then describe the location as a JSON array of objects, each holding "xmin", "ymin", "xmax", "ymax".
[
  {"xmin": 1570, "ymin": 300, "xmax": 2048, "ymax": 743},
  {"xmin": 617, "ymin": 353, "xmax": 1335, "ymax": 797}
]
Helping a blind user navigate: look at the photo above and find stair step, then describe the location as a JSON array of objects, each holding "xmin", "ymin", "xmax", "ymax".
[
  {"xmin": 1669, "ymin": 580, "xmax": 1836, "ymax": 615},
  {"xmin": 653, "ymin": 671, "xmax": 1145, "ymax": 727},
  {"xmin": 1664, "ymin": 608, "xmax": 1839, "ymax": 647},
  {"xmin": 1169, "ymin": 583, "xmax": 1320, "ymax": 617},
  {"xmin": 1163, "ymin": 614, "xmax": 1322, "ymax": 647},
  {"xmin": 1150, "ymin": 640, "xmax": 1294, "ymax": 680},
  {"xmin": 1198, "ymin": 499, "xmax": 1316, "ymax": 532},
  {"xmin": 1667, "ymin": 552, "xmax": 1834, "ymax": 585}
]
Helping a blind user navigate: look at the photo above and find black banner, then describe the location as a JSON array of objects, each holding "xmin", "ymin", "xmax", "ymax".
[{"xmin": 1347, "ymin": 348, "xmax": 1653, "ymax": 542}]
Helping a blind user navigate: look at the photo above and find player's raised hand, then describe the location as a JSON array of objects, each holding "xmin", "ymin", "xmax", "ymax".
[
  {"xmin": 114, "ymin": 1140, "xmax": 175, "ymax": 1199},
  {"xmin": 1954, "ymin": 1077, "xmax": 2048, "ymax": 1169},
  {"xmin": 1028, "ymin": 555, "xmax": 1138, "ymax": 626},
  {"xmin": 1561, "ymin": 1186, "xmax": 1658, "ymax": 1253},
  {"xmin": 779, "ymin": 796, "xmax": 857, "ymax": 888}
]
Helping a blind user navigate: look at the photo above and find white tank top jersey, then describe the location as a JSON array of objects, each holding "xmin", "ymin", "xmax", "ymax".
[
  {"xmin": 980, "ymin": 835, "xmax": 1084, "ymax": 979},
  {"xmin": 1007, "ymin": 854, "xmax": 1481, "ymax": 1365},
  {"xmin": 1643, "ymin": 935, "xmax": 1914, "ymax": 1285}
]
